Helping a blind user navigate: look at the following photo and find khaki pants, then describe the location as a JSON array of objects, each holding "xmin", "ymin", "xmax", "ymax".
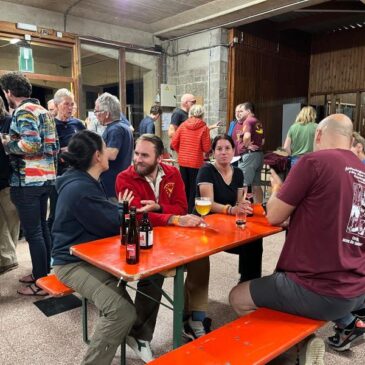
[
  {"xmin": 54, "ymin": 262, "xmax": 136, "ymax": 365},
  {"xmin": 0, "ymin": 187, "xmax": 19, "ymax": 267},
  {"xmin": 184, "ymin": 257, "xmax": 210, "ymax": 312}
]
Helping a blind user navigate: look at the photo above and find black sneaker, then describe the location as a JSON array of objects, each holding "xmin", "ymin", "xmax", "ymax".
[
  {"xmin": 183, "ymin": 317, "xmax": 212, "ymax": 341},
  {"xmin": 203, "ymin": 317, "xmax": 212, "ymax": 333},
  {"xmin": 352, "ymin": 308, "xmax": 365, "ymax": 321},
  {"xmin": 327, "ymin": 318, "xmax": 365, "ymax": 351}
]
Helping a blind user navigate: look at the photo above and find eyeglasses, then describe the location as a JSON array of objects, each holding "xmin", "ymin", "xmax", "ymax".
[
  {"xmin": 188, "ymin": 100, "xmax": 196, "ymax": 104},
  {"xmin": 94, "ymin": 110, "xmax": 105, "ymax": 114}
]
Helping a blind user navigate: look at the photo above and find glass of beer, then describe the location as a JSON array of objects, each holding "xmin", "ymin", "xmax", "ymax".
[
  {"xmin": 195, "ymin": 197, "xmax": 212, "ymax": 225},
  {"xmin": 235, "ymin": 203, "xmax": 247, "ymax": 229}
]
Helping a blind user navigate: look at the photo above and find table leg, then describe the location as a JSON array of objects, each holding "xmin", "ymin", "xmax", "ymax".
[
  {"xmin": 82, "ymin": 297, "xmax": 89, "ymax": 344},
  {"xmin": 173, "ymin": 265, "xmax": 184, "ymax": 349}
]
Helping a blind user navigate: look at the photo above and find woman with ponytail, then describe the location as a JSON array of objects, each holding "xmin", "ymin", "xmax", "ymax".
[{"xmin": 52, "ymin": 130, "xmax": 136, "ymax": 365}]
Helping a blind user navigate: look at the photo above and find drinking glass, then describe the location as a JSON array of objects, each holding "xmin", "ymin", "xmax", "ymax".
[
  {"xmin": 195, "ymin": 197, "xmax": 212, "ymax": 225},
  {"xmin": 235, "ymin": 203, "xmax": 247, "ymax": 229}
]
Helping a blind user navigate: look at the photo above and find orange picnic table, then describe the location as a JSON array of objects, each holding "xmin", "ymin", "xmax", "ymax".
[{"xmin": 70, "ymin": 207, "xmax": 282, "ymax": 351}]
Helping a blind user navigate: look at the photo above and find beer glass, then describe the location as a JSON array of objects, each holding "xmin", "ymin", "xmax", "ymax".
[
  {"xmin": 195, "ymin": 197, "xmax": 212, "ymax": 225},
  {"xmin": 235, "ymin": 203, "xmax": 247, "ymax": 229}
]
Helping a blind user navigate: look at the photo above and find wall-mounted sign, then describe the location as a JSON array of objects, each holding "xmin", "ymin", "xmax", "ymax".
[{"xmin": 19, "ymin": 47, "xmax": 34, "ymax": 73}]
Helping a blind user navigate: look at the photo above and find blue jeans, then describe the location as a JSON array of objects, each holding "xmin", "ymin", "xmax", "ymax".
[{"xmin": 10, "ymin": 185, "xmax": 52, "ymax": 280}]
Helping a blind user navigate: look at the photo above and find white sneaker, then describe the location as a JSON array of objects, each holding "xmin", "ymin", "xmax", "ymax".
[
  {"xmin": 126, "ymin": 336, "xmax": 154, "ymax": 363},
  {"xmin": 298, "ymin": 336, "xmax": 325, "ymax": 365}
]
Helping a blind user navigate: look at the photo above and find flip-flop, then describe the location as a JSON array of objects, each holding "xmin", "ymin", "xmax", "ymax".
[
  {"xmin": 19, "ymin": 274, "xmax": 35, "ymax": 284},
  {"xmin": 17, "ymin": 284, "xmax": 48, "ymax": 297}
]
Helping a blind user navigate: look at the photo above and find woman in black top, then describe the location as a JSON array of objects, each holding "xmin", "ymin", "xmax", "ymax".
[{"xmin": 196, "ymin": 134, "xmax": 263, "ymax": 283}]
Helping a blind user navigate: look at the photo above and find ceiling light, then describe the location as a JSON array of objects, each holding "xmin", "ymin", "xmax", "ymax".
[{"xmin": 10, "ymin": 38, "xmax": 20, "ymax": 44}]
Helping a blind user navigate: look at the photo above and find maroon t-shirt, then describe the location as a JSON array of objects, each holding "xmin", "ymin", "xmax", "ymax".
[
  {"xmin": 277, "ymin": 149, "xmax": 365, "ymax": 298},
  {"xmin": 236, "ymin": 116, "xmax": 265, "ymax": 154},
  {"xmin": 232, "ymin": 120, "xmax": 244, "ymax": 156}
]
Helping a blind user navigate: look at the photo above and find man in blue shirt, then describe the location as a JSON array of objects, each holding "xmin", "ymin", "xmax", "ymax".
[
  {"xmin": 95, "ymin": 93, "xmax": 133, "ymax": 199},
  {"xmin": 48, "ymin": 89, "xmax": 85, "ymax": 231},
  {"xmin": 138, "ymin": 105, "xmax": 162, "ymax": 135}
]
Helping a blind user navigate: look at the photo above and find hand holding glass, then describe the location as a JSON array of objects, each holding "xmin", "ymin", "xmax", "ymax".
[{"xmin": 195, "ymin": 197, "xmax": 212, "ymax": 226}]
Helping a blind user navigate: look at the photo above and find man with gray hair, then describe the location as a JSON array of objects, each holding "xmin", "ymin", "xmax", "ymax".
[
  {"xmin": 95, "ymin": 92, "xmax": 133, "ymax": 199},
  {"xmin": 230, "ymin": 114, "xmax": 365, "ymax": 361},
  {"xmin": 47, "ymin": 99, "xmax": 57, "ymax": 117},
  {"xmin": 48, "ymin": 88, "xmax": 85, "ymax": 231}
]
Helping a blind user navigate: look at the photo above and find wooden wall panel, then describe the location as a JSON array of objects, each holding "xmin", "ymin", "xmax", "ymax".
[
  {"xmin": 309, "ymin": 28, "xmax": 365, "ymax": 95},
  {"xmin": 228, "ymin": 25, "xmax": 310, "ymax": 151}
]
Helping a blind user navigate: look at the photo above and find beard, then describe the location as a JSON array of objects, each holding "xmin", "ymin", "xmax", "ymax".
[{"xmin": 134, "ymin": 160, "xmax": 158, "ymax": 177}]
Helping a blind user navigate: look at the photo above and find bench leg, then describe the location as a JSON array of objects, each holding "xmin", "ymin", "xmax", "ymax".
[
  {"xmin": 173, "ymin": 265, "xmax": 184, "ymax": 349},
  {"xmin": 82, "ymin": 297, "xmax": 89, "ymax": 344}
]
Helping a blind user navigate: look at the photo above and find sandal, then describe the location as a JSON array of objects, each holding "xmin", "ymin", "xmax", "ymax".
[
  {"xmin": 19, "ymin": 273, "xmax": 35, "ymax": 284},
  {"xmin": 17, "ymin": 284, "xmax": 48, "ymax": 297}
]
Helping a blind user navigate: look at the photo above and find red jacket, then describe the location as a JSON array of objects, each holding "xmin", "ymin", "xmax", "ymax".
[
  {"xmin": 115, "ymin": 163, "xmax": 188, "ymax": 226},
  {"xmin": 171, "ymin": 117, "xmax": 211, "ymax": 168}
]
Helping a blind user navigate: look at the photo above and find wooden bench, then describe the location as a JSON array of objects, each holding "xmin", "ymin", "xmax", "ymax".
[
  {"xmin": 150, "ymin": 308, "xmax": 325, "ymax": 365},
  {"xmin": 36, "ymin": 274, "xmax": 90, "ymax": 344},
  {"xmin": 36, "ymin": 274, "xmax": 75, "ymax": 297}
]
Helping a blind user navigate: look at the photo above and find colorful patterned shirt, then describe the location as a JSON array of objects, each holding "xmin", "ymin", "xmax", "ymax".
[{"xmin": 6, "ymin": 98, "xmax": 59, "ymax": 187}]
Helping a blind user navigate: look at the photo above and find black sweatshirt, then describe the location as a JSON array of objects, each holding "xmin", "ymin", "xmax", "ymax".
[{"xmin": 52, "ymin": 168, "xmax": 122, "ymax": 265}]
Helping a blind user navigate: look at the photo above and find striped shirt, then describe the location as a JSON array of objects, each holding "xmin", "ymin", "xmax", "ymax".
[{"xmin": 6, "ymin": 98, "xmax": 59, "ymax": 187}]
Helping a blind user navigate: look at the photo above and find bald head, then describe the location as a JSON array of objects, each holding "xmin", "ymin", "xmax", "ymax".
[
  {"xmin": 181, "ymin": 93, "xmax": 196, "ymax": 112},
  {"xmin": 314, "ymin": 113, "xmax": 353, "ymax": 151}
]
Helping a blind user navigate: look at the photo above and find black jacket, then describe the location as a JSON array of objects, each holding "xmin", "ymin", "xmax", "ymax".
[
  {"xmin": 0, "ymin": 116, "xmax": 12, "ymax": 191},
  {"xmin": 52, "ymin": 168, "xmax": 122, "ymax": 265}
]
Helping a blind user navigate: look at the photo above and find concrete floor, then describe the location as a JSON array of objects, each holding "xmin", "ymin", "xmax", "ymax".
[{"xmin": 0, "ymin": 231, "xmax": 364, "ymax": 364}]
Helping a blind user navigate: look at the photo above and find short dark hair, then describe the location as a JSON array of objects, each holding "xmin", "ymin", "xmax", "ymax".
[
  {"xmin": 61, "ymin": 130, "xmax": 103, "ymax": 171},
  {"xmin": 136, "ymin": 134, "xmax": 164, "ymax": 157},
  {"xmin": 212, "ymin": 133, "xmax": 234, "ymax": 150},
  {"xmin": 0, "ymin": 72, "xmax": 32, "ymax": 98},
  {"xmin": 242, "ymin": 102, "xmax": 255, "ymax": 114},
  {"xmin": 150, "ymin": 105, "xmax": 162, "ymax": 115}
]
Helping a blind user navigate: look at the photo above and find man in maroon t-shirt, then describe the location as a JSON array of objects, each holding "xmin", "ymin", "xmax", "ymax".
[
  {"xmin": 230, "ymin": 114, "xmax": 365, "ymax": 360},
  {"xmin": 236, "ymin": 102, "xmax": 265, "ymax": 203}
]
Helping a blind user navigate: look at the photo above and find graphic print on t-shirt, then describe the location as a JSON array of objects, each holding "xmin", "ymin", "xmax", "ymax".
[{"xmin": 346, "ymin": 182, "xmax": 365, "ymax": 239}]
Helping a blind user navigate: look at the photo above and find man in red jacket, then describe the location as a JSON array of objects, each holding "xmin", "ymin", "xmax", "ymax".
[{"xmin": 115, "ymin": 134, "xmax": 203, "ymax": 362}]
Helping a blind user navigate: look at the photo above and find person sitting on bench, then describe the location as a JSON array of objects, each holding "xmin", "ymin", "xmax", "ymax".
[
  {"xmin": 51, "ymin": 130, "xmax": 136, "ymax": 365},
  {"xmin": 229, "ymin": 114, "xmax": 365, "ymax": 362}
]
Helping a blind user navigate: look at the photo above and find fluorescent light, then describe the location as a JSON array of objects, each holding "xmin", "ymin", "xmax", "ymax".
[
  {"xmin": 16, "ymin": 23, "xmax": 37, "ymax": 32},
  {"xmin": 10, "ymin": 38, "xmax": 20, "ymax": 44}
]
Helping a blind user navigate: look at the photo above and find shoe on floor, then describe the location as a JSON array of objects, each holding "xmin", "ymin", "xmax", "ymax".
[
  {"xmin": 0, "ymin": 263, "xmax": 18, "ymax": 275},
  {"xmin": 183, "ymin": 317, "xmax": 209, "ymax": 340},
  {"xmin": 298, "ymin": 335, "xmax": 325, "ymax": 365},
  {"xmin": 352, "ymin": 308, "xmax": 365, "ymax": 321},
  {"xmin": 327, "ymin": 318, "xmax": 365, "ymax": 351},
  {"xmin": 17, "ymin": 283, "xmax": 48, "ymax": 297},
  {"xmin": 19, "ymin": 273, "xmax": 35, "ymax": 284},
  {"xmin": 126, "ymin": 336, "xmax": 154, "ymax": 363}
]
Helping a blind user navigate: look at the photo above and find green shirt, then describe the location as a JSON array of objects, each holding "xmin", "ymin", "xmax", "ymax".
[{"xmin": 288, "ymin": 122, "xmax": 317, "ymax": 157}]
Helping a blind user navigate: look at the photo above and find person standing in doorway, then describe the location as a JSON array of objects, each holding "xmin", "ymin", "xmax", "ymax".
[{"xmin": 139, "ymin": 105, "xmax": 162, "ymax": 135}]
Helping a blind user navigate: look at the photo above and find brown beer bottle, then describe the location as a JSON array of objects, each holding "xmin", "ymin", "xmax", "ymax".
[
  {"xmin": 139, "ymin": 212, "xmax": 153, "ymax": 249},
  {"xmin": 120, "ymin": 200, "xmax": 129, "ymax": 245},
  {"xmin": 126, "ymin": 206, "xmax": 139, "ymax": 264},
  {"xmin": 247, "ymin": 185, "xmax": 254, "ymax": 217}
]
